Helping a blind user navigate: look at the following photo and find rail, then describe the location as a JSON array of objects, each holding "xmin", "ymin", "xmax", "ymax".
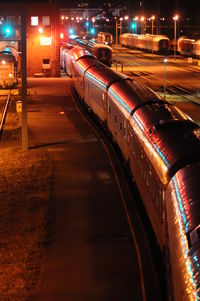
[{"xmin": 0, "ymin": 91, "xmax": 11, "ymax": 142}]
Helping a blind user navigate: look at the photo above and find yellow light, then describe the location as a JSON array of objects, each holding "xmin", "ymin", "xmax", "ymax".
[
  {"xmin": 1, "ymin": 60, "xmax": 6, "ymax": 64},
  {"xmin": 141, "ymin": 16, "xmax": 145, "ymax": 21},
  {"xmin": 38, "ymin": 27, "xmax": 43, "ymax": 34},
  {"xmin": 9, "ymin": 73, "xmax": 13, "ymax": 78},
  {"xmin": 151, "ymin": 15, "xmax": 155, "ymax": 20},
  {"xmin": 124, "ymin": 15, "xmax": 129, "ymax": 20},
  {"xmin": 61, "ymin": 15, "xmax": 64, "ymax": 20},
  {"xmin": 173, "ymin": 14, "xmax": 179, "ymax": 21}
]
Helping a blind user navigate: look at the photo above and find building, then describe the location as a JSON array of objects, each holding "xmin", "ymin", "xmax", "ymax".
[{"xmin": 0, "ymin": 2, "xmax": 60, "ymax": 77}]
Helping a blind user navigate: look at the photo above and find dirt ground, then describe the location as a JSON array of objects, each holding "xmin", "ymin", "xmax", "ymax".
[{"xmin": 0, "ymin": 96, "xmax": 53, "ymax": 300}]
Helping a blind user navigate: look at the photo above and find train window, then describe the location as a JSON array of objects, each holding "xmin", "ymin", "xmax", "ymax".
[
  {"xmin": 188, "ymin": 225, "xmax": 200, "ymax": 248},
  {"xmin": 120, "ymin": 122, "xmax": 122, "ymax": 132},
  {"xmin": 114, "ymin": 115, "xmax": 117, "ymax": 123},
  {"xmin": 42, "ymin": 16, "xmax": 50, "ymax": 26}
]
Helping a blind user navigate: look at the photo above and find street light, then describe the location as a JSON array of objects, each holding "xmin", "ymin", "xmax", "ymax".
[
  {"xmin": 173, "ymin": 14, "xmax": 179, "ymax": 60},
  {"xmin": 151, "ymin": 15, "xmax": 155, "ymax": 35},
  {"xmin": 163, "ymin": 57, "xmax": 168, "ymax": 99}
]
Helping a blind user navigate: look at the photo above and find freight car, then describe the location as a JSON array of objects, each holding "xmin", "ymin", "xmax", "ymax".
[
  {"xmin": 119, "ymin": 33, "xmax": 171, "ymax": 54},
  {"xmin": 0, "ymin": 46, "xmax": 19, "ymax": 88},
  {"xmin": 67, "ymin": 45, "xmax": 200, "ymax": 301}
]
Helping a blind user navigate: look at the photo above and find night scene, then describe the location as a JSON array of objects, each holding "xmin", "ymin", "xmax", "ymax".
[{"xmin": 0, "ymin": 0, "xmax": 199, "ymax": 300}]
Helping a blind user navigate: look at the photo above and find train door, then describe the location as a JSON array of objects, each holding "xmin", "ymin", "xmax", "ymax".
[{"xmin": 98, "ymin": 48, "xmax": 111, "ymax": 66}]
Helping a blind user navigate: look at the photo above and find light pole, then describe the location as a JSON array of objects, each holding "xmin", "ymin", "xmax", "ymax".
[
  {"xmin": 141, "ymin": 16, "xmax": 145, "ymax": 34},
  {"xmin": 151, "ymin": 15, "xmax": 155, "ymax": 35},
  {"xmin": 92, "ymin": 17, "xmax": 95, "ymax": 41},
  {"xmin": 163, "ymin": 57, "xmax": 168, "ymax": 99},
  {"xmin": 134, "ymin": 16, "xmax": 138, "ymax": 34},
  {"xmin": 115, "ymin": 16, "xmax": 118, "ymax": 45},
  {"xmin": 173, "ymin": 15, "xmax": 179, "ymax": 60},
  {"xmin": 119, "ymin": 17, "xmax": 123, "ymax": 36}
]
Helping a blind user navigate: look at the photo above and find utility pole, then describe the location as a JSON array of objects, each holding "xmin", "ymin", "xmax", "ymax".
[{"xmin": 21, "ymin": 11, "xmax": 28, "ymax": 150}]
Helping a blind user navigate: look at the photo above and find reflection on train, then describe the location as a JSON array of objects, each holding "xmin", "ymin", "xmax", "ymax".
[
  {"xmin": 96, "ymin": 32, "xmax": 113, "ymax": 45},
  {"xmin": 178, "ymin": 36, "xmax": 200, "ymax": 57},
  {"xmin": 66, "ymin": 45, "xmax": 200, "ymax": 301},
  {"xmin": 119, "ymin": 33, "xmax": 171, "ymax": 54},
  {"xmin": 0, "ymin": 46, "xmax": 19, "ymax": 88},
  {"xmin": 68, "ymin": 35, "xmax": 112, "ymax": 66}
]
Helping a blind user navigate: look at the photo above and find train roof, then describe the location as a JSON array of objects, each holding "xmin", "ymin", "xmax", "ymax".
[
  {"xmin": 131, "ymin": 111, "xmax": 200, "ymax": 184},
  {"xmin": 85, "ymin": 64, "xmax": 126, "ymax": 92},
  {"xmin": 168, "ymin": 161, "xmax": 200, "ymax": 234},
  {"xmin": 108, "ymin": 80, "xmax": 162, "ymax": 116},
  {"xmin": 0, "ymin": 46, "xmax": 19, "ymax": 61},
  {"xmin": 97, "ymin": 32, "xmax": 113, "ymax": 36},
  {"xmin": 67, "ymin": 46, "xmax": 95, "ymax": 61}
]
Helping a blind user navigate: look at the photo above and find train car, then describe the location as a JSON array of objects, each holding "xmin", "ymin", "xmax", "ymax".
[
  {"xmin": 60, "ymin": 43, "xmax": 74, "ymax": 71},
  {"xmin": 194, "ymin": 40, "xmax": 200, "ymax": 57},
  {"xmin": 178, "ymin": 36, "xmax": 200, "ymax": 58},
  {"xmin": 96, "ymin": 32, "xmax": 113, "ymax": 45},
  {"xmin": 0, "ymin": 46, "xmax": 19, "ymax": 88},
  {"xmin": 177, "ymin": 36, "xmax": 196, "ymax": 56},
  {"xmin": 119, "ymin": 33, "xmax": 171, "ymax": 54},
  {"xmin": 68, "ymin": 35, "xmax": 112, "ymax": 67},
  {"xmin": 67, "ymin": 46, "xmax": 200, "ymax": 301}
]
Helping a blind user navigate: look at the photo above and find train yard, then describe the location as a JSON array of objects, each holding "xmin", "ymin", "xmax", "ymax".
[
  {"xmin": 112, "ymin": 45, "xmax": 200, "ymax": 124},
  {"xmin": 0, "ymin": 38, "xmax": 199, "ymax": 300}
]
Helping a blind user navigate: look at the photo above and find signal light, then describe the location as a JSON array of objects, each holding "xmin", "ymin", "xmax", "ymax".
[
  {"xmin": 1, "ymin": 23, "xmax": 13, "ymax": 38},
  {"xmin": 69, "ymin": 28, "xmax": 74, "ymax": 34}
]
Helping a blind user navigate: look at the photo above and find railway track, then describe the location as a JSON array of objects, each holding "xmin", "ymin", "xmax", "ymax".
[
  {"xmin": 0, "ymin": 91, "xmax": 11, "ymax": 141},
  {"xmin": 112, "ymin": 50, "xmax": 200, "ymax": 121}
]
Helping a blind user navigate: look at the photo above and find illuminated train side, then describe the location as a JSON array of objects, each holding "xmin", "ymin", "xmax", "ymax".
[
  {"xmin": 119, "ymin": 33, "xmax": 171, "ymax": 54},
  {"xmin": 65, "ymin": 46, "xmax": 200, "ymax": 301},
  {"xmin": 68, "ymin": 35, "xmax": 112, "ymax": 67},
  {"xmin": 178, "ymin": 36, "xmax": 200, "ymax": 58},
  {"xmin": 0, "ymin": 46, "xmax": 19, "ymax": 88}
]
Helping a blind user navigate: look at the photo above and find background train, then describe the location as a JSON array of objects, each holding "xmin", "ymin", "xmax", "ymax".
[
  {"xmin": 0, "ymin": 46, "xmax": 19, "ymax": 88},
  {"xmin": 177, "ymin": 36, "xmax": 200, "ymax": 57},
  {"xmin": 119, "ymin": 33, "xmax": 171, "ymax": 53},
  {"xmin": 96, "ymin": 32, "xmax": 113, "ymax": 45},
  {"xmin": 68, "ymin": 35, "xmax": 112, "ymax": 66},
  {"xmin": 65, "ymin": 45, "xmax": 200, "ymax": 301}
]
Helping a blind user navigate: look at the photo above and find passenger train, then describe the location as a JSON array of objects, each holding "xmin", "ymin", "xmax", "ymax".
[
  {"xmin": 119, "ymin": 33, "xmax": 171, "ymax": 54},
  {"xmin": 64, "ymin": 45, "xmax": 200, "ymax": 301},
  {"xmin": 178, "ymin": 36, "xmax": 200, "ymax": 57},
  {"xmin": 68, "ymin": 35, "xmax": 112, "ymax": 66},
  {"xmin": 96, "ymin": 32, "xmax": 113, "ymax": 45},
  {"xmin": 0, "ymin": 46, "xmax": 19, "ymax": 88}
]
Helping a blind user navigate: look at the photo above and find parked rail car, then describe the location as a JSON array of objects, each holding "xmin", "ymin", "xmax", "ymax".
[
  {"xmin": 178, "ymin": 36, "xmax": 200, "ymax": 58},
  {"xmin": 96, "ymin": 32, "xmax": 113, "ymax": 45},
  {"xmin": 119, "ymin": 33, "xmax": 171, "ymax": 54},
  {"xmin": 68, "ymin": 35, "xmax": 112, "ymax": 66},
  {"xmin": 67, "ymin": 45, "xmax": 200, "ymax": 301},
  {"xmin": 0, "ymin": 46, "xmax": 19, "ymax": 88}
]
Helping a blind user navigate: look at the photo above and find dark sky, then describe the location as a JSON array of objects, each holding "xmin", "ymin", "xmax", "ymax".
[{"xmin": 0, "ymin": 0, "xmax": 199, "ymax": 21}]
